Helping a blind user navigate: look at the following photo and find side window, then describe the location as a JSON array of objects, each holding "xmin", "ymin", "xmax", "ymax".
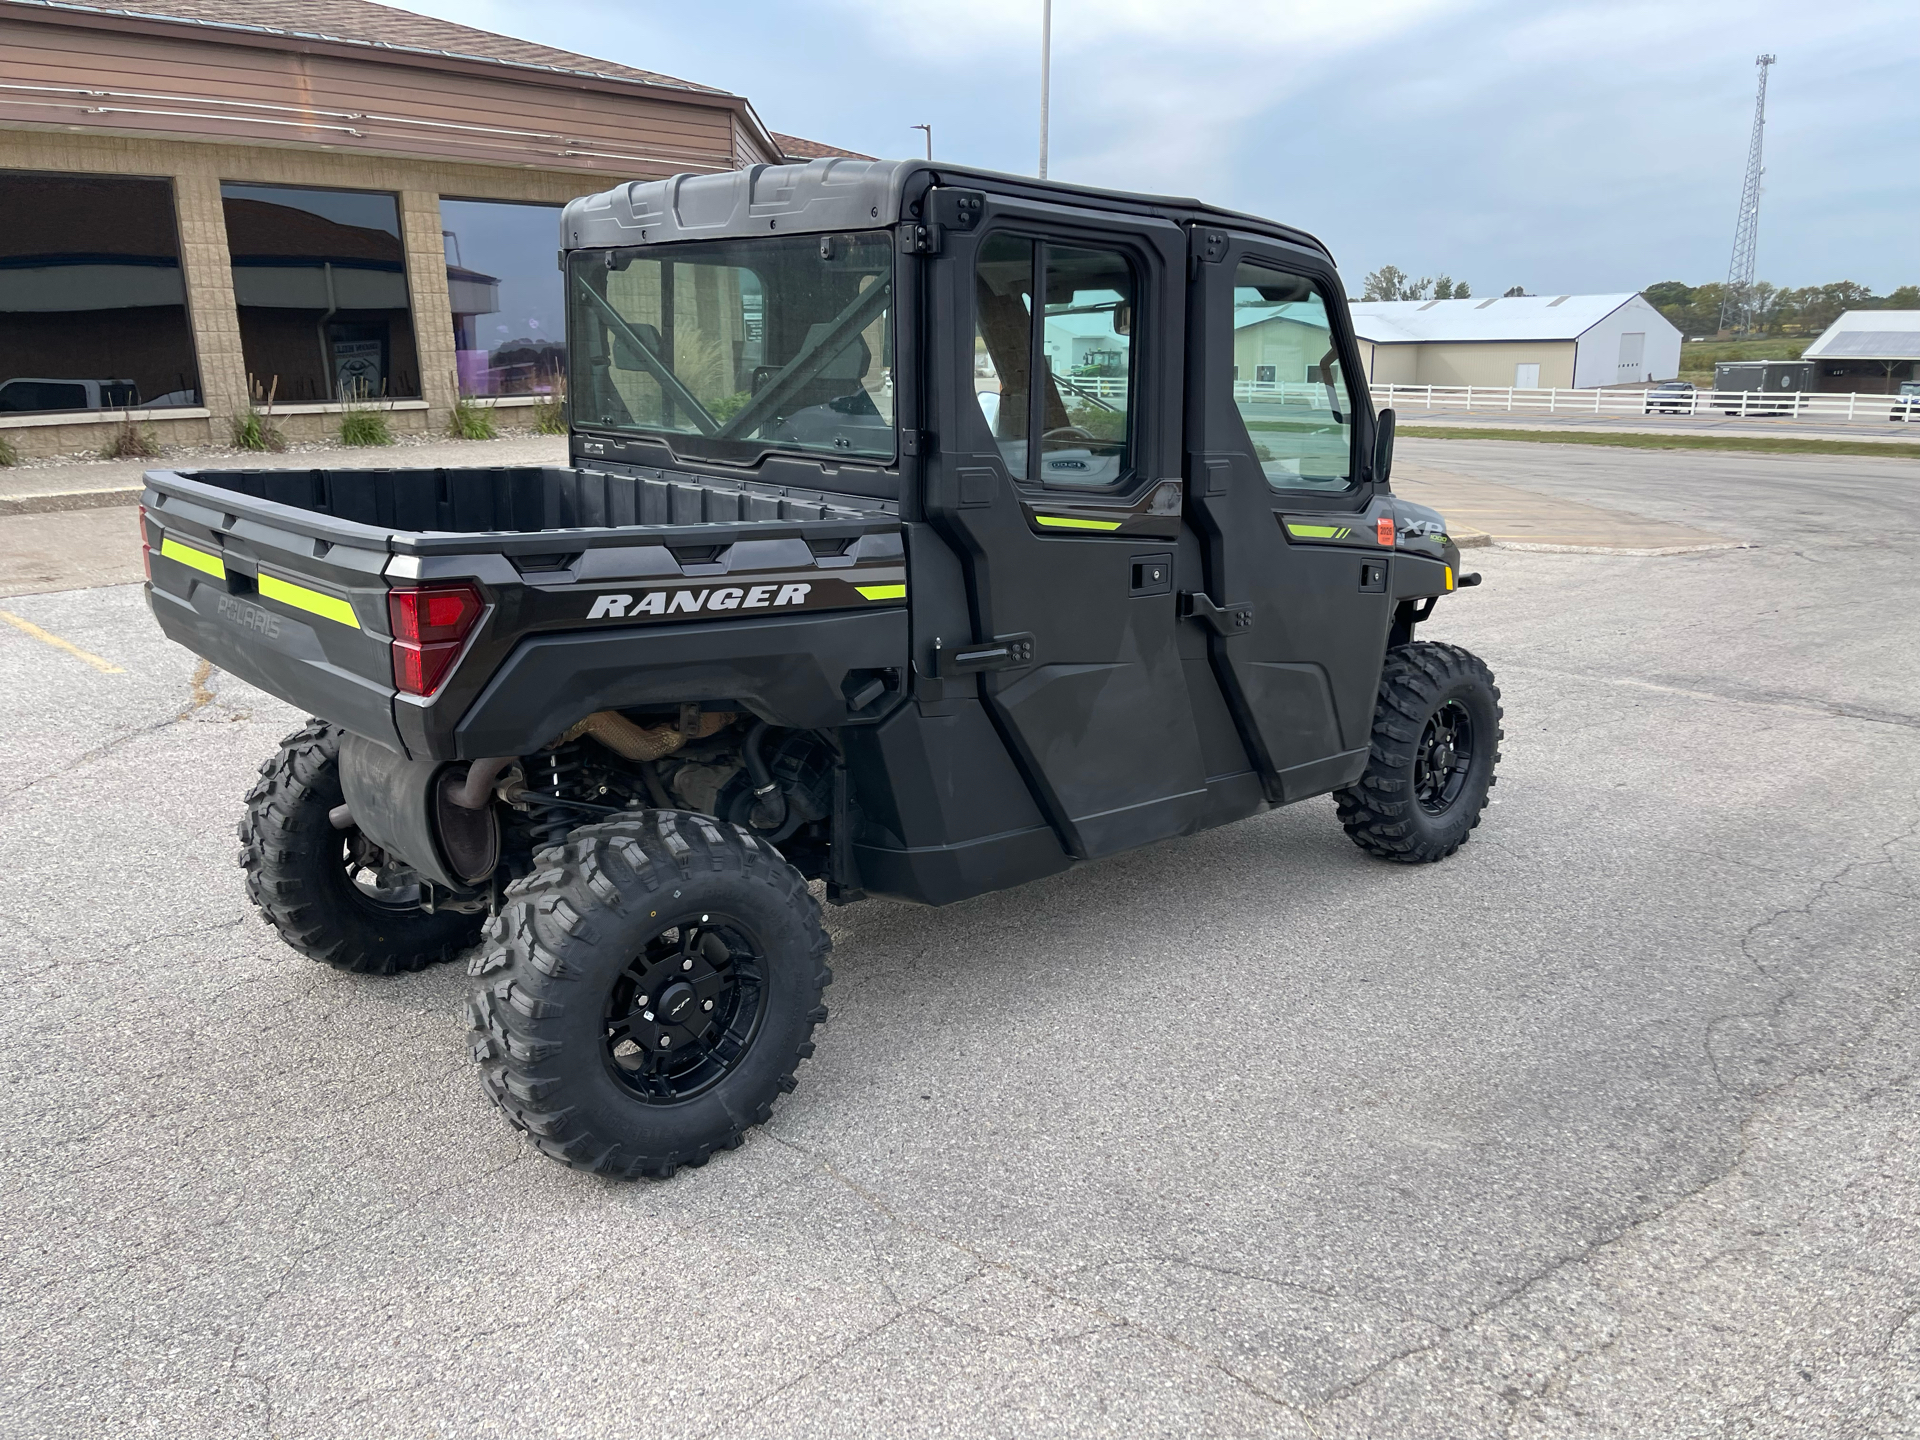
[
  {"xmin": 973, "ymin": 235, "xmax": 1032, "ymax": 476},
  {"xmin": 971, "ymin": 236, "xmax": 1137, "ymax": 488},
  {"xmin": 1040, "ymin": 244, "xmax": 1133, "ymax": 487},
  {"xmin": 1230, "ymin": 262, "xmax": 1354, "ymax": 491}
]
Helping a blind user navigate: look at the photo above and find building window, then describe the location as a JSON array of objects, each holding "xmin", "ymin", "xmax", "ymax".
[
  {"xmin": 439, "ymin": 198, "xmax": 565, "ymax": 398},
  {"xmin": 221, "ymin": 183, "xmax": 418, "ymax": 403},
  {"xmin": 0, "ymin": 171, "xmax": 201, "ymax": 415}
]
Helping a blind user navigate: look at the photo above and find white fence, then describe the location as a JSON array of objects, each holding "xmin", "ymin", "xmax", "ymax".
[
  {"xmin": 1369, "ymin": 383, "xmax": 1916, "ymax": 423},
  {"xmin": 1042, "ymin": 373, "xmax": 1917, "ymax": 422}
]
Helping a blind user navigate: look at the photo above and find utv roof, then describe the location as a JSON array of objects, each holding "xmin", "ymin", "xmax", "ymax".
[{"xmin": 560, "ymin": 158, "xmax": 1331, "ymax": 262}]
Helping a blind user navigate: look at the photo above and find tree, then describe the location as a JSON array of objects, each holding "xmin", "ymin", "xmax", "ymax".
[
  {"xmin": 1361, "ymin": 266, "xmax": 1408, "ymax": 302},
  {"xmin": 1502, "ymin": 285, "xmax": 1528, "ymax": 297},
  {"xmin": 1886, "ymin": 286, "xmax": 1920, "ymax": 309},
  {"xmin": 1434, "ymin": 275, "xmax": 1464, "ymax": 299}
]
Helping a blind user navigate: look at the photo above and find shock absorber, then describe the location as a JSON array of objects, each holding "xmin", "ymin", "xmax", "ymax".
[{"xmin": 525, "ymin": 744, "xmax": 587, "ymax": 851}]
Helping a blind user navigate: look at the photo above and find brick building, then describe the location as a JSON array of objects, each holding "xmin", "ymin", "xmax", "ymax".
[{"xmin": 0, "ymin": 0, "xmax": 860, "ymax": 456}]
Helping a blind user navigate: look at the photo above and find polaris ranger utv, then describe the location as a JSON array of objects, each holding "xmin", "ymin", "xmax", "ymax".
[{"xmin": 142, "ymin": 160, "xmax": 1500, "ymax": 1178}]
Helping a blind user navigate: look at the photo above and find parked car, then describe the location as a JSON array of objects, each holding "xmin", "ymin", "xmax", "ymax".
[
  {"xmin": 0, "ymin": 377, "xmax": 138, "ymax": 412},
  {"xmin": 143, "ymin": 159, "xmax": 1498, "ymax": 1180},
  {"xmin": 1643, "ymin": 380, "xmax": 1696, "ymax": 414},
  {"xmin": 1891, "ymin": 381, "xmax": 1920, "ymax": 422}
]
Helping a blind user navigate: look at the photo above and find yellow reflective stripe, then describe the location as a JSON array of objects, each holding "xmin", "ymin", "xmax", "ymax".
[
  {"xmin": 1444, "ymin": 566, "xmax": 1454, "ymax": 591},
  {"xmin": 258, "ymin": 573, "xmax": 361, "ymax": 629},
  {"xmin": 1035, "ymin": 515, "xmax": 1123, "ymax": 531},
  {"xmin": 1286, "ymin": 522, "xmax": 1352, "ymax": 540},
  {"xmin": 159, "ymin": 537, "xmax": 226, "ymax": 579},
  {"xmin": 855, "ymin": 583, "xmax": 907, "ymax": 601}
]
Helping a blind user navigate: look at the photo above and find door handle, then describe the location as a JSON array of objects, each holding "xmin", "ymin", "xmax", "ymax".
[
  {"xmin": 1180, "ymin": 592, "xmax": 1254, "ymax": 636},
  {"xmin": 928, "ymin": 632, "xmax": 1036, "ymax": 677}
]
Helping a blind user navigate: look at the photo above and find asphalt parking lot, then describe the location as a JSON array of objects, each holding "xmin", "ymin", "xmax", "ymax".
[{"xmin": 3, "ymin": 438, "xmax": 1916, "ymax": 1438}]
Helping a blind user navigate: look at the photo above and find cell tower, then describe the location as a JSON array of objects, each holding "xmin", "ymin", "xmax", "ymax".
[{"xmin": 1718, "ymin": 54, "xmax": 1776, "ymax": 337}]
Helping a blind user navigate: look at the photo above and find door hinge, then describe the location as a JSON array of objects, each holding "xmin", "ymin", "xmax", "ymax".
[
  {"xmin": 1180, "ymin": 592, "xmax": 1254, "ymax": 636},
  {"xmin": 902, "ymin": 221, "xmax": 942, "ymax": 255},
  {"xmin": 928, "ymin": 632, "xmax": 1035, "ymax": 677}
]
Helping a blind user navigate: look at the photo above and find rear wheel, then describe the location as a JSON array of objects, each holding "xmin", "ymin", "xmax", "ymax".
[
  {"xmin": 238, "ymin": 720, "xmax": 483, "ymax": 973},
  {"xmin": 1336, "ymin": 642, "xmax": 1502, "ymax": 863},
  {"xmin": 466, "ymin": 812, "xmax": 831, "ymax": 1179}
]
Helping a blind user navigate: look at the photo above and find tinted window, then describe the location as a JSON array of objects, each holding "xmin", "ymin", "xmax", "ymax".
[
  {"xmin": 1231, "ymin": 263, "xmax": 1354, "ymax": 490},
  {"xmin": 0, "ymin": 171, "xmax": 201, "ymax": 414},
  {"xmin": 568, "ymin": 231, "xmax": 893, "ymax": 463},
  {"xmin": 1040, "ymin": 244, "xmax": 1133, "ymax": 487},
  {"xmin": 971, "ymin": 236, "xmax": 1136, "ymax": 488},
  {"xmin": 440, "ymin": 198, "xmax": 564, "ymax": 399},
  {"xmin": 972, "ymin": 234, "xmax": 1032, "ymax": 475},
  {"xmin": 222, "ymin": 183, "xmax": 418, "ymax": 403}
]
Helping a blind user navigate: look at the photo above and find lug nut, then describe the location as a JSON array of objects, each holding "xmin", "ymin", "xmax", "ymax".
[
  {"xmin": 660, "ymin": 1035, "xmax": 671, "ymax": 1047},
  {"xmin": 702, "ymin": 999, "xmax": 713, "ymax": 1011},
  {"xmin": 682, "ymin": 958, "xmax": 693, "ymax": 970}
]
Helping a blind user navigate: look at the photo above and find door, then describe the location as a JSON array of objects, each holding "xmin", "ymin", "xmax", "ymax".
[
  {"xmin": 1182, "ymin": 231, "xmax": 1395, "ymax": 802},
  {"xmin": 919, "ymin": 193, "xmax": 1210, "ymax": 859},
  {"xmin": 1616, "ymin": 331, "xmax": 1645, "ymax": 383},
  {"xmin": 1514, "ymin": 362, "xmax": 1541, "ymax": 389}
]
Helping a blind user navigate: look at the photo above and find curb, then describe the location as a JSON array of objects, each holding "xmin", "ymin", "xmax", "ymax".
[{"xmin": 0, "ymin": 485, "xmax": 145, "ymax": 517}]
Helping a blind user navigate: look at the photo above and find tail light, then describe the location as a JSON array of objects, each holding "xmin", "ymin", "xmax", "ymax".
[
  {"xmin": 388, "ymin": 581, "xmax": 484, "ymax": 696},
  {"xmin": 138, "ymin": 504, "xmax": 151, "ymax": 582}
]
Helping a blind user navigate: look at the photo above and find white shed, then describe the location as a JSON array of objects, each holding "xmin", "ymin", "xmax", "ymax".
[{"xmin": 1345, "ymin": 293, "xmax": 1683, "ymax": 389}]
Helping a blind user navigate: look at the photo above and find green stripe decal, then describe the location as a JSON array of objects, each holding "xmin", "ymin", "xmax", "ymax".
[
  {"xmin": 259, "ymin": 573, "xmax": 361, "ymax": 629},
  {"xmin": 854, "ymin": 583, "xmax": 907, "ymax": 601},
  {"xmin": 1285, "ymin": 523, "xmax": 1352, "ymax": 540},
  {"xmin": 1035, "ymin": 515, "xmax": 1124, "ymax": 532},
  {"xmin": 159, "ymin": 538, "xmax": 226, "ymax": 579}
]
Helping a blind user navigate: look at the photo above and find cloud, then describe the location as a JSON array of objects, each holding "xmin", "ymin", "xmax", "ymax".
[{"xmin": 395, "ymin": 0, "xmax": 1920, "ymax": 292}]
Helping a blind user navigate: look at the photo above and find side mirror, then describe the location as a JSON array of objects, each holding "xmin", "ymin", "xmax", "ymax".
[{"xmin": 1373, "ymin": 407, "xmax": 1396, "ymax": 485}]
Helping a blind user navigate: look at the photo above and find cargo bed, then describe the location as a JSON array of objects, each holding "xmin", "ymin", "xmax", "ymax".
[{"xmin": 142, "ymin": 464, "xmax": 909, "ymax": 762}]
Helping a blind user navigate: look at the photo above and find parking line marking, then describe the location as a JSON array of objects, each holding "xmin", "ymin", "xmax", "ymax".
[{"xmin": 0, "ymin": 609, "xmax": 126, "ymax": 674}]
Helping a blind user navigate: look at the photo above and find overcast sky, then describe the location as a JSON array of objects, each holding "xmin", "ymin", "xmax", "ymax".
[{"xmin": 404, "ymin": 0, "xmax": 1918, "ymax": 296}]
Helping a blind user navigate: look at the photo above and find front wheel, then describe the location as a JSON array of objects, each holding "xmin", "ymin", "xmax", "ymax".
[
  {"xmin": 1336, "ymin": 642, "xmax": 1503, "ymax": 863},
  {"xmin": 466, "ymin": 812, "xmax": 831, "ymax": 1179}
]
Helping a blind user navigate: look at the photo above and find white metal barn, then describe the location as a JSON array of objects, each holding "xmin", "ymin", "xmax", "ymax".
[{"xmin": 1345, "ymin": 294, "xmax": 1683, "ymax": 389}]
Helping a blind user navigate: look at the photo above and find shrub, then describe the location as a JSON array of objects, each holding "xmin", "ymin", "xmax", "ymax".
[
  {"xmin": 339, "ymin": 407, "xmax": 393, "ymax": 447},
  {"xmin": 448, "ymin": 397, "xmax": 498, "ymax": 441},
  {"xmin": 231, "ymin": 408, "xmax": 287, "ymax": 453},
  {"xmin": 102, "ymin": 423, "xmax": 160, "ymax": 460},
  {"xmin": 0, "ymin": 433, "xmax": 17, "ymax": 467},
  {"xmin": 531, "ymin": 397, "xmax": 566, "ymax": 435}
]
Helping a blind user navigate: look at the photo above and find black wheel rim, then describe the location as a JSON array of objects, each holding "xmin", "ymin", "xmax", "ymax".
[
  {"xmin": 339, "ymin": 831, "xmax": 427, "ymax": 912},
  {"xmin": 1414, "ymin": 699, "xmax": 1475, "ymax": 815},
  {"xmin": 603, "ymin": 913, "xmax": 768, "ymax": 1104}
]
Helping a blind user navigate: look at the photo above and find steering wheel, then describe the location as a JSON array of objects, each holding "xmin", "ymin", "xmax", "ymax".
[{"xmin": 1043, "ymin": 425, "xmax": 1095, "ymax": 444}]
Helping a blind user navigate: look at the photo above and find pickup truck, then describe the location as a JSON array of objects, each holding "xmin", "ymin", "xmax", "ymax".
[{"xmin": 144, "ymin": 158, "xmax": 1498, "ymax": 1179}]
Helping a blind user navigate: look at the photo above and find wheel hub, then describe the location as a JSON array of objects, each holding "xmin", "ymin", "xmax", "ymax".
[
  {"xmin": 1414, "ymin": 700, "xmax": 1475, "ymax": 815},
  {"xmin": 603, "ymin": 915, "xmax": 767, "ymax": 1102}
]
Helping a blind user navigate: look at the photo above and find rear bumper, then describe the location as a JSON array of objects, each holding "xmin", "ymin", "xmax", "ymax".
[{"xmin": 147, "ymin": 580, "xmax": 403, "ymax": 750}]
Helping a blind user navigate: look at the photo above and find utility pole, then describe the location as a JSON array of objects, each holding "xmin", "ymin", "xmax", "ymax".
[
  {"xmin": 1038, "ymin": 0, "xmax": 1051, "ymax": 179},
  {"xmin": 911, "ymin": 123, "xmax": 932, "ymax": 160},
  {"xmin": 1718, "ymin": 54, "xmax": 1775, "ymax": 338}
]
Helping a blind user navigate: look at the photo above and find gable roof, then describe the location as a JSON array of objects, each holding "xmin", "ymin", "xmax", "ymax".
[
  {"xmin": 1802, "ymin": 309, "xmax": 1920, "ymax": 360},
  {"xmin": 2, "ymin": 0, "xmax": 718, "ymax": 92},
  {"xmin": 771, "ymin": 133, "xmax": 873, "ymax": 162},
  {"xmin": 1348, "ymin": 293, "xmax": 1652, "ymax": 344}
]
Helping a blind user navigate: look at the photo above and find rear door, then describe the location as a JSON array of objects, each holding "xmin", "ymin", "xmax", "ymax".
[
  {"xmin": 918, "ymin": 191, "xmax": 1210, "ymax": 859},
  {"xmin": 1182, "ymin": 228, "xmax": 1396, "ymax": 801}
]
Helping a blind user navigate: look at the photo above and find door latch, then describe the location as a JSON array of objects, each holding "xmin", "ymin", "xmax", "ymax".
[
  {"xmin": 1180, "ymin": 592, "xmax": 1254, "ymax": 636},
  {"xmin": 929, "ymin": 632, "xmax": 1036, "ymax": 677}
]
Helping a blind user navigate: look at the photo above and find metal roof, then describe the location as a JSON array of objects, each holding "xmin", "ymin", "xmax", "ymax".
[
  {"xmin": 1802, "ymin": 310, "xmax": 1920, "ymax": 360},
  {"xmin": 1348, "ymin": 293, "xmax": 1650, "ymax": 344}
]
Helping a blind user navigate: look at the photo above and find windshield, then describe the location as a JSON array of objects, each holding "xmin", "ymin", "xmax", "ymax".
[{"xmin": 568, "ymin": 231, "xmax": 894, "ymax": 463}]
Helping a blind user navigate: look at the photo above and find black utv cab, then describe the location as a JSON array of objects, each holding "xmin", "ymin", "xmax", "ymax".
[{"xmin": 142, "ymin": 159, "xmax": 1500, "ymax": 1178}]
